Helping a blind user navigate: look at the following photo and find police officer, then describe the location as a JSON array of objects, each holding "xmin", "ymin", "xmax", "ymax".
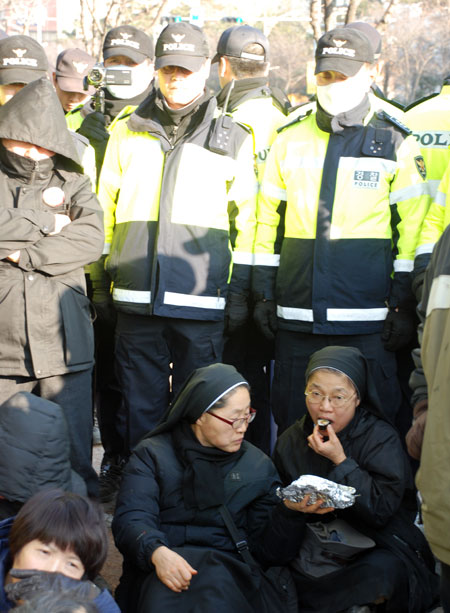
[
  {"xmin": 51, "ymin": 48, "xmax": 97, "ymax": 188},
  {"xmin": 52, "ymin": 48, "xmax": 96, "ymax": 129},
  {"xmin": 406, "ymin": 75, "xmax": 450, "ymax": 296},
  {"xmin": 75, "ymin": 25, "xmax": 154, "ymax": 174},
  {"xmin": 0, "ymin": 35, "xmax": 48, "ymax": 104},
  {"xmin": 214, "ymin": 25, "xmax": 291, "ymax": 453},
  {"xmin": 252, "ymin": 27, "xmax": 429, "ymax": 432},
  {"xmin": 90, "ymin": 22, "xmax": 256, "ymax": 455}
]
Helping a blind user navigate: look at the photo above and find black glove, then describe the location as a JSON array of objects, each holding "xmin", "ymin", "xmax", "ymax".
[
  {"xmin": 253, "ymin": 297, "xmax": 277, "ymax": 341},
  {"xmin": 381, "ymin": 308, "xmax": 417, "ymax": 351},
  {"xmin": 224, "ymin": 293, "xmax": 249, "ymax": 335},
  {"xmin": 93, "ymin": 297, "xmax": 116, "ymax": 329},
  {"xmin": 78, "ymin": 111, "xmax": 110, "ymax": 169},
  {"xmin": 6, "ymin": 569, "xmax": 101, "ymax": 602}
]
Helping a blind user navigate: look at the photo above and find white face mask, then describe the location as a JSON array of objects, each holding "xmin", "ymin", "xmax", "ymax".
[
  {"xmin": 105, "ymin": 63, "xmax": 153, "ymax": 99},
  {"xmin": 316, "ymin": 68, "xmax": 372, "ymax": 116}
]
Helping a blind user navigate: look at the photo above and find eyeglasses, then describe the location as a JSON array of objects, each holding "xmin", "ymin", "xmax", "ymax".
[
  {"xmin": 207, "ymin": 409, "xmax": 257, "ymax": 430},
  {"xmin": 304, "ymin": 390, "xmax": 356, "ymax": 409}
]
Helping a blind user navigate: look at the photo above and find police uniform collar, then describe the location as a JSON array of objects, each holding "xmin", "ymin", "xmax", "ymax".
[
  {"xmin": 316, "ymin": 94, "xmax": 370, "ymax": 133},
  {"xmin": 216, "ymin": 76, "xmax": 268, "ymax": 111}
]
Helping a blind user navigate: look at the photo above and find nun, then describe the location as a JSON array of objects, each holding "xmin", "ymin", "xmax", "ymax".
[
  {"xmin": 112, "ymin": 363, "xmax": 309, "ymax": 613},
  {"xmin": 273, "ymin": 346, "xmax": 438, "ymax": 613}
]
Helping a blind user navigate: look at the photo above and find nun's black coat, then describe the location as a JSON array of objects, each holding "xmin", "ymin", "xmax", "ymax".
[
  {"xmin": 112, "ymin": 364, "xmax": 306, "ymax": 612},
  {"xmin": 273, "ymin": 346, "xmax": 438, "ymax": 612}
]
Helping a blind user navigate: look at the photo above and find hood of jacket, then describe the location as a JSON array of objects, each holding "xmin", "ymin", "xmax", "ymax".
[
  {"xmin": 0, "ymin": 392, "xmax": 86, "ymax": 503},
  {"xmin": 0, "ymin": 77, "xmax": 80, "ymax": 165}
]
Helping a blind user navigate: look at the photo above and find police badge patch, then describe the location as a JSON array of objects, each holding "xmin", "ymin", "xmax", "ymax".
[
  {"xmin": 353, "ymin": 170, "xmax": 380, "ymax": 189},
  {"xmin": 414, "ymin": 156, "xmax": 427, "ymax": 180}
]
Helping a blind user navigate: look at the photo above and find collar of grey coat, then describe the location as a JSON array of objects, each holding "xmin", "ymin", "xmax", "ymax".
[
  {"xmin": 0, "ymin": 142, "xmax": 55, "ymax": 182},
  {"xmin": 316, "ymin": 94, "xmax": 371, "ymax": 134}
]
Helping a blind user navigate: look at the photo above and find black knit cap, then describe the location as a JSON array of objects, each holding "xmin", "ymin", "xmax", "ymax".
[
  {"xmin": 155, "ymin": 22, "xmax": 209, "ymax": 72},
  {"xmin": 147, "ymin": 363, "xmax": 248, "ymax": 437},
  {"xmin": 0, "ymin": 35, "xmax": 48, "ymax": 85},
  {"xmin": 315, "ymin": 27, "xmax": 374, "ymax": 77}
]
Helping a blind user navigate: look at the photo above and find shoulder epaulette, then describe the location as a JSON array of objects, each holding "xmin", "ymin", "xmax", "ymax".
[
  {"xmin": 404, "ymin": 90, "xmax": 440, "ymax": 112},
  {"xmin": 117, "ymin": 112, "xmax": 133, "ymax": 122},
  {"xmin": 375, "ymin": 110, "xmax": 411, "ymax": 135},
  {"xmin": 277, "ymin": 109, "xmax": 313, "ymax": 134}
]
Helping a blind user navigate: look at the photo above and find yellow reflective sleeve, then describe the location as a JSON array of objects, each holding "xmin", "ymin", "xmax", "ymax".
[
  {"xmin": 417, "ymin": 163, "xmax": 450, "ymax": 252},
  {"xmin": 229, "ymin": 134, "xmax": 259, "ymax": 260},
  {"xmin": 97, "ymin": 121, "xmax": 123, "ymax": 245},
  {"xmin": 254, "ymin": 135, "xmax": 287, "ymax": 259},
  {"xmin": 389, "ymin": 135, "xmax": 429, "ymax": 267}
]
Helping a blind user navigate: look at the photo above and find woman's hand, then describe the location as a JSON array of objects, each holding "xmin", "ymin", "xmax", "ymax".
[
  {"xmin": 283, "ymin": 493, "xmax": 334, "ymax": 515},
  {"xmin": 151, "ymin": 546, "xmax": 198, "ymax": 593},
  {"xmin": 307, "ymin": 423, "xmax": 347, "ymax": 465}
]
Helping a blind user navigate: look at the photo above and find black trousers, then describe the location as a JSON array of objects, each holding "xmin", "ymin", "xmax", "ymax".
[
  {"xmin": 93, "ymin": 314, "xmax": 125, "ymax": 462},
  {"xmin": 272, "ymin": 330, "xmax": 402, "ymax": 433},
  {"xmin": 115, "ymin": 313, "xmax": 224, "ymax": 454},
  {"xmin": 223, "ymin": 318, "xmax": 274, "ymax": 455}
]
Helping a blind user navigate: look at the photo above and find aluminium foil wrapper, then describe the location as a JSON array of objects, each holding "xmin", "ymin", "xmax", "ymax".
[{"xmin": 276, "ymin": 474, "xmax": 356, "ymax": 509}]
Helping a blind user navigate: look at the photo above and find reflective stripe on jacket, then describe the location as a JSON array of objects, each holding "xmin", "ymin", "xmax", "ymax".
[
  {"xmin": 96, "ymin": 96, "xmax": 257, "ymax": 320},
  {"xmin": 253, "ymin": 101, "xmax": 428, "ymax": 334}
]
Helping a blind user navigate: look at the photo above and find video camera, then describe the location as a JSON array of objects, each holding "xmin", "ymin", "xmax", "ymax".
[{"xmin": 83, "ymin": 63, "xmax": 132, "ymax": 113}]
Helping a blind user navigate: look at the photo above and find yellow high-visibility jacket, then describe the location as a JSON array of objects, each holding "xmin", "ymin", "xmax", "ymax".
[
  {"xmin": 407, "ymin": 84, "xmax": 450, "ymax": 274},
  {"xmin": 253, "ymin": 99, "xmax": 429, "ymax": 334},
  {"xmin": 92, "ymin": 94, "xmax": 257, "ymax": 321}
]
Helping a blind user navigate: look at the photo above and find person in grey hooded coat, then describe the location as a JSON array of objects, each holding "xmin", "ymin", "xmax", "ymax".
[{"xmin": 0, "ymin": 77, "xmax": 104, "ymax": 498}]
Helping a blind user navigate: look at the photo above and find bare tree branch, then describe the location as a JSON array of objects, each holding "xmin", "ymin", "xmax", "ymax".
[
  {"xmin": 376, "ymin": 0, "xmax": 397, "ymax": 27},
  {"xmin": 345, "ymin": 0, "xmax": 362, "ymax": 24}
]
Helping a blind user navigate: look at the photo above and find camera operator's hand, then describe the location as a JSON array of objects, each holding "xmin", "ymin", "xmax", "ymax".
[
  {"xmin": 78, "ymin": 112, "xmax": 109, "ymax": 169},
  {"xmin": 6, "ymin": 569, "xmax": 101, "ymax": 602}
]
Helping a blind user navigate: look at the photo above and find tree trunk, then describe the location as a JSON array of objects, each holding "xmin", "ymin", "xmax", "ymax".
[
  {"xmin": 310, "ymin": 0, "xmax": 322, "ymax": 42},
  {"xmin": 345, "ymin": 0, "xmax": 362, "ymax": 24}
]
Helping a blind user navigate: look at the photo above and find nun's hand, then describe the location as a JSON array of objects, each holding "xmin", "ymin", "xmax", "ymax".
[
  {"xmin": 151, "ymin": 546, "xmax": 198, "ymax": 593},
  {"xmin": 284, "ymin": 493, "xmax": 334, "ymax": 515},
  {"xmin": 307, "ymin": 424, "xmax": 346, "ymax": 466}
]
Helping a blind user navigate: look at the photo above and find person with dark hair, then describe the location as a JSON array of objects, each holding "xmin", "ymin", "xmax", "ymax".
[
  {"xmin": 273, "ymin": 346, "xmax": 439, "ymax": 613},
  {"xmin": 112, "ymin": 363, "xmax": 315, "ymax": 612},
  {"xmin": 0, "ymin": 489, "xmax": 119, "ymax": 612}
]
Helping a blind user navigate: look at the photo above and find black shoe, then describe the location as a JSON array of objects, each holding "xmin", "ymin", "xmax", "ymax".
[{"xmin": 99, "ymin": 460, "xmax": 123, "ymax": 503}]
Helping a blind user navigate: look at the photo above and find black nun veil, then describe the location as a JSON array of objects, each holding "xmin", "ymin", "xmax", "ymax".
[
  {"xmin": 305, "ymin": 345, "xmax": 388, "ymax": 422},
  {"xmin": 147, "ymin": 363, "xmax": 248, "ymax": 438},
  {"xmin": 145, "ymin": 363, "xmax": 249, "ymax": 510}
]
